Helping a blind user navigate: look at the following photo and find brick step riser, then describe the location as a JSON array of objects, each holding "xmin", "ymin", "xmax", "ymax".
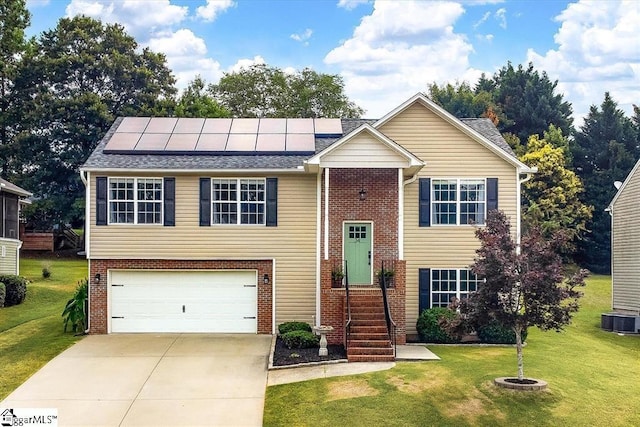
[
  {"xmin": 347, "ymin": 355, "xmax": 395, "ymax": 362},
  {"xmin": 347, "ymin": 347, "xmax": 394, "ymax": 356},
  {"xmin": 350, "ymin": 326, "xmax": 388, "ymax": 334},
  {"xmin": 349, "ymin": 300, "xmax": 384, "ymax": 306},
  {"xmin": 348, "ymin": 340, "xmax": 391, "ymax": 348},
  {"xmin": 350, "ymin": 312, "xmax": 386, "ymax": 319},
  {"xmin": 349, "ymin": 333, "xmax": 390, "ymax": 341},
  {"xmin": 349, "ymin": 320, "xmax": 387, "ymax": 327},
  {"xmin": 350, "ymin": 309, "xmax": 386, "ymax": 315}
]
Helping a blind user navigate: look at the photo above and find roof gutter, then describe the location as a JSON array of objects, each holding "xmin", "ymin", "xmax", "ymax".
[{"xmin": 79, "ymin": 167, "xmax": 310, "ymax": 174}]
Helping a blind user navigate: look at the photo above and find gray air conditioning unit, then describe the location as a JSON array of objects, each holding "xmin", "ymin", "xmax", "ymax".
[{"xmin": 602, "ymin": 313, "xmax": 640, "ymax": 333}]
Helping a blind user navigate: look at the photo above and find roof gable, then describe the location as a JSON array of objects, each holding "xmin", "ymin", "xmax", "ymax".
[
  {"xmin": 373, "ymin": 93, "xmax": 534, "ymax": 173},
  {"xmin": 609, "ymin": 157, "xmax": 640, "ymax": 209}
]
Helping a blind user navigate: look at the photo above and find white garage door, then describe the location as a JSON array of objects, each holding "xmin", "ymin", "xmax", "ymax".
[{"xmin": 110, "ymin": 270, "xmax": 257, "ymax": 333}]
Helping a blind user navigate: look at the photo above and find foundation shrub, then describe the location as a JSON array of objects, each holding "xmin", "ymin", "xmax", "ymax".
[
  {"xmin": 278, "ymin": 321, "xmax": 312, "ymax": 335},
  {"xmin": 416, "ymin": 307, "xmax": 461, "ymax": 343},
  {"xmin": 281, "ymin": 330, "xmax": 319, "ymax": 349},
  {"xmin": 0, "ymin": 275, "xmax": 28, "ymax": 307}
]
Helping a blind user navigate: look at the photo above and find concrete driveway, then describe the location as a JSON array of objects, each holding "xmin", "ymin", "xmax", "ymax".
[{"xmin": 1, "ymin": 334, "xmax": 272, "ymax": 426}]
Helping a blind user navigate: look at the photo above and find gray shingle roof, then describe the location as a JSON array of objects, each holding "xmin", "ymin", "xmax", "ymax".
[
  {"xmin": 82, "ymin": 116, "xmax": 517, "ymax": 171},
  {"xmin": 0, "ymin": 177, "xmax": 31, "ymax": 197}
]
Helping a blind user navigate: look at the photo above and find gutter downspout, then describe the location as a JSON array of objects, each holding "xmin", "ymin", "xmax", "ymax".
[
  {"xmin": 606, "ymin": 207, "xmax": 614, "ymax": 311},
  {"xmin": 80, "ymin": 170, "xmax": 91, "ymax": 334}
]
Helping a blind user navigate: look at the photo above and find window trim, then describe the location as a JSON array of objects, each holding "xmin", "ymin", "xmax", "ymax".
[
  {"xmin": 430, "ymin": 268, "xmax": 482, "ymax": 309},
  {"xmin": 431, "ymin": 177, "xmax": 487, "ymax": 226},
  {"xmin": 107, "ymin": 177, "xmax": 164, "ymax": 225},
  {"xmin": 210, "ymin": 177, "xmax": 267, "ymax": 226}
]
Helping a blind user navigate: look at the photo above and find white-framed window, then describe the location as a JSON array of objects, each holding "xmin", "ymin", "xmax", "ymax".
[
  {"xmin": 212, "ymin": 178, "xmax": 265, "ymax": 225},
  {"xmin": 432, "ymin": 178, "xmax": 486, "ymax": 225},
  {"xmin": 431, "ymin": 268, "xmax": 481, "ymax": 308},
  {"xmin": 108, "ymin": 178, "xmax": 163, "ymax": 224}
]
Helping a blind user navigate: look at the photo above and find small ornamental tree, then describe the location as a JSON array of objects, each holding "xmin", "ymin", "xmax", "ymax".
[{"xmin": 464, "ymin": 210, "xmax": 588, "ymax": 381}]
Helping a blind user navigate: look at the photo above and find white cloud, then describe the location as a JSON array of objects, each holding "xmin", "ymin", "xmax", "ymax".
[
  {"xmin": 527, "ymin": 0, "xmax": 639, "ymax": 124},
  {"xmin": 290, "ymin": 29, "xmax": 313, "ymax": 45},
  {"xmin": 495, "ymin": 8, "xmax": 507, "ymax": 29},
  {"xmin": 337, "ymin": 0, "xmax": 370, "ymax": 11},
  {"xmin": 65, "ymin": 0, "xmax": 187, "ymax": 39},
  {"xmin": 196, "ymin": 0, "xmax": 235, "ymax": 22},
  {"xmin": 228, "ymin": 56, "xmax": 266, "ymax": 73},
  {"xmin": 26, "ymin": 0, "xmax": 50, "ymax": 7},
  {"xmin": 325, "ymin": 0, "xmax": 475, "ymax": 117},
  {"xmin": 473, "ymin": 11, "xmax": 491, "ymax": 29}
]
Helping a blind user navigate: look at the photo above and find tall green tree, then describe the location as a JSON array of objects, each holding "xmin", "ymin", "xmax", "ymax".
[
  {"xmin": 0, "ymin": 0, "xmax": 30, "ymax": 176},
  {"xmin": 571, "ymin": 93, "xmax": 639, "ymax": 273},
  {"xmin": 175, "ymin": 75, "xmax": 230, "ymax": 118},
  {"xmin": 427, "ymin": 81, "xmax": 503, "ymax": 125},
  {"xmin": 491, "ymin": 63, "xmax": 574, "ymax": 146},
  {"xmin": 13, "ymin": 16, "xmax": 177, "ymax": 226},
  {"xmin": 520, "ymin": 127, "xmax": 592, "ymax": 258},
  {"xmin": 212, "ymin": 64, "xmax": 364, "ymax": 118}
]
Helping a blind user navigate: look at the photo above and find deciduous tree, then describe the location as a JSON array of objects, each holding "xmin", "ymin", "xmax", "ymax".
[
  {"xmin": 175, "ymin": 75, "xmax": 230, "ymax": 118},
  {"xmin": 462, "ymin": 210, "xmax": 587, "ymax": 381}
]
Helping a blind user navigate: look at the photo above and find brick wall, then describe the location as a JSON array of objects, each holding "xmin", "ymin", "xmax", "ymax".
[
  {"xmin": 319, "ymin": 168, "xmax": 406, "ymax": 344},
  {"xmin": 89, "ymin": 259, "xmax": 273, "ymax": 335}
]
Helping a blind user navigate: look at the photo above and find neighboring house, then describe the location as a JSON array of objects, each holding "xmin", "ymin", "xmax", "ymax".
[
  {"xmin": 606, "ymin": 159, "xmax": 640, "ymax": 332},
  {"xmin": 0, "ymin": 178, "xmax": 32, "ymax": 275},
  {"xmin": 81, "ymin": 93, "xmax": 535, "ymax": 359}
]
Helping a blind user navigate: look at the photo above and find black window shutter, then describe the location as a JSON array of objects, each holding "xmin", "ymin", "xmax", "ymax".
[
  {"xmin": 266, "ymin": 178, "xmax": 278, "ymax": 227},
  {"xmin": 419, "ymin": 178, "xmax": 431, "ymax": 227},
  {"xmin": 163, "ymin": 177, "xmax": 175, "ymax": 226},
  {"xmin": 419, "ymin": 268, "xmax": 431, "ymax": 313},
  {"xmin": 199, "ymin": 178, "xmax": 211, "ymax": 226},
  {"xmin": 96, "ymin": 177, "xmax": 107, "ymax": 226},
  {"xmin": 487, "ymin": 178, "xmax": 498, "ymax": 211}
]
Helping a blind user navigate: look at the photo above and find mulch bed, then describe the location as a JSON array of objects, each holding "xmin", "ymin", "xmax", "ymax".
[{"xmin": 272, "ymin": 336, "xmax": 346, "ymax": 366}]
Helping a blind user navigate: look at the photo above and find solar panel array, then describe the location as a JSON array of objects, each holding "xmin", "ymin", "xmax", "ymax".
[{"xmin": 103, "ymin": 117, "xmax": 343, "ymax": 154}]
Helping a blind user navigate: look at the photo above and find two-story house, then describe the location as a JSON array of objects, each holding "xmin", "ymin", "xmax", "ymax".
[
  {"xmin": 81, "ymin": 93, "xmax": 534, "ymax": 361},
  {"xmin": 0, "ymin": 178, "xmax": 31, "ymax": 275}
]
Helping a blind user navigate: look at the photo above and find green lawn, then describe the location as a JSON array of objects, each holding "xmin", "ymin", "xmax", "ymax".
[
  {"xmin": 264, "ymin": 275, "xmax": 640, "ymax": 427},
  {"xmin": 0, "ymin": 257, "xmax": 88, "ymax": 400}
]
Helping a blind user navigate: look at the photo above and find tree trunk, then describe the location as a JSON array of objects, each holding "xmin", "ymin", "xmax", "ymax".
[{"xmin": 515, "ymin": 326, "xmax": 524, "ymax": 380}]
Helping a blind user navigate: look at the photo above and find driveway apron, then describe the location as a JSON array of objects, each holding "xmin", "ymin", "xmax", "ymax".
[{"xmin": 1, "ymin": 334, "xmax": 272, "ymax": 426}]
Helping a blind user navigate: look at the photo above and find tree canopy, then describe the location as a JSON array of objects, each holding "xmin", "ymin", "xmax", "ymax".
[
  {"xmin": 211, "ymin": 64, "xmax": 364, "ymax": 118},
  {"xmin": 175, "ymin": 75, "xmax": 230, "ymax": 118},
  {"xmin": 12, "ymin": 15, "xmax": 176, "ymax": 226}
]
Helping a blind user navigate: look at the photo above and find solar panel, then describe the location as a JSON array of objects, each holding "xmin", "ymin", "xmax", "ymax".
[
  {"xmin": 173, "ymin": 118, "xmax": 205, "ymax": 134},
  {"xmin": 256, "ymin": 133, "xmax": 286, "ymax": 151},
  {"xmin": 230, "ymin": 118, "xmax": 259, "ymax": 134},
  {"xmin": 116, "ymin": 117, "xmax": 150, "ymax": 133},
  {"xmin": 286, "ymin": 133, "xmax": 315, "ymax": 151},
  {"xmin": 226, "ymin": 134, "xmax": 257, "ymax": 151},
  {"xmin": 287, "ymin": 118, "xmax": 314, "ymax": 133},
  {"xmin": 314, "ymin": 118, "xmax": 343, "ymax": 136},
  {"xmin": 196, "ymin": 134, "xmax": 228, "ymax": 151},
  {"xmin": 145, "ymin": 117, "xmax": 177, "ymax": 133},
  {"xmin": 165, "ymin": 133, "xmax": 199, "ymax": 151},
  {"xmin": 202, "ymin": 118, "xmax": 232, "ymax": 133},
  {"xmin": 104, "ymin": 132, "xmax": 141, "ymax": 151},
  {"xmin": 258, "ymin": 118, "xmax": 287, "ymax": 133},
  {"xmin": 135, "ymin": 133, "xmax": 170, "ymax": 151}
]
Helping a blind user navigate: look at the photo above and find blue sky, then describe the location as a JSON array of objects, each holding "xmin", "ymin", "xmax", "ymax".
[{"xmin": 25, "ymin": 1, "xmax": 639, "ymax": 124}]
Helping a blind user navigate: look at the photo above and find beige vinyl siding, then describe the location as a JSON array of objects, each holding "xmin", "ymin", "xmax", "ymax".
[
  {"xmin": 322, "ymin": 132, "xmax": 409, "ymax": 168},
  {"xmin": 379, "ymin": 103, "xmax": 519, "ymax": 334},
  {"xmin": 89, "ymin": 173, "xmax": 318, "ymax": 325},
  {"xmin": 0, "ymin": 238, "xmax": 19, "ymax": 275},
  {"xmin": 611, "ymin": 166, "xmax": 640, "ymax": 313}
]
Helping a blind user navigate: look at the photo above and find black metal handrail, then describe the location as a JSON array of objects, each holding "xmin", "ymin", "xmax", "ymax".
[
  {"xmin": 344, "ymin": 260, "xmax": 352, "ymax": 351},
  {"xmin": 379, "ymin": 260, "xmax": 397, "ymax": 357}
]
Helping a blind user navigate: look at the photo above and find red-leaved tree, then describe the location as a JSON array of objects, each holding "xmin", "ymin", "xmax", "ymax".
[{"xmin": 463, "ymin": 210, "xmax": 588, "ymax": 381}]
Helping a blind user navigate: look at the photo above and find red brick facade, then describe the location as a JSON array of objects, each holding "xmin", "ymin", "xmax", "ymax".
[
  {"xmin": 320, "ymin": 168, "xmax": 407, "ymax": 344},
  {"xmin": 89, "ymin": 259, "xmax": 273, "ymax": 335}
]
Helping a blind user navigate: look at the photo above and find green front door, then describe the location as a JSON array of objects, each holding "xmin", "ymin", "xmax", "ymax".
[{"xmin": 344, "ymin": 223, "xmax": 372, "ymax": 285}]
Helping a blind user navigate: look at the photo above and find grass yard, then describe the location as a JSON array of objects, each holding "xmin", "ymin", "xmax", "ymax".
[
  {"xmin": 264, "ymin": 275, "xmax": 640, "ymax": 427},
  {"xmin": 0, "ymin": 257, "xmax": 88, "ymax": 400}
]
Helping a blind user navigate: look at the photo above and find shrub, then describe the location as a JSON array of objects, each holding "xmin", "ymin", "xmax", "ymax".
[
  {"xmin": 477, "ymin": 321, "xmax": 528, "ymax": 344},
  {"xmin": 416, "ymin": 307, "xmax": 461, "ymax": 343},
  {"xmin": 62, "ymin": 279, "xmax": 88, "ymax": 333},
  {"xmin": 281, "ymin": 330, "xmax": 319, "ymax": 349},
  {"xmin": 0, "ymin": 274, "xmax": 28, "ymax": 307},
  {"xmin": 42, "ymin": 264, "xmax": 52, "ymax": 279},
  {"xmin": 0, "ymin": 282, "xmax": 5, "ymax": 307},
  {"xmin": 278, "ymin": 321, "xmax": 312, "ymax": 335}
]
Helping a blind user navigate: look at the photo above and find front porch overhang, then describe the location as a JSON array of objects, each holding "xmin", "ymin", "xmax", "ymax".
[{"xmin": 304, "ymin": 124, "xmax": 424, "ymax": 177}]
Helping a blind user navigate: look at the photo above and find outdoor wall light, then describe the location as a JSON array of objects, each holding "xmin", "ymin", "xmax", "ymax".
[
  {"xmin": 263, "ymin": 274, "xmax": 269, "ymax": 284},
  {"xmin": 94, "ymin": 273, "xmax": 101, "ymax": 284},
  {"xmin": 359, "ymin": 188, "xmax": 367, "ymax": 201}
]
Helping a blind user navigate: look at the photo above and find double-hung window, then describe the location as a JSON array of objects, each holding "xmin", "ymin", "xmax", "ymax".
[
  {"xmin": 430, "ymin": 269, "xmax": 481, "ymax": 308},
  {"xmin": 108, "ymin": 178, "xmax": 163, "ymax": 224},
  {"xmin": 432, "ymin": 179, "xmax": 486, "ymax": 225},
  {"xmin": 212, "ymin": 178, "xmax": 265, "ymax": 225}
]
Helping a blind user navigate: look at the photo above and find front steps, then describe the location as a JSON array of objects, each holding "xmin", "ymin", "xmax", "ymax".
[{"xmin": 347, "ymin": 293, "xmax": 394, "ymax": 362}]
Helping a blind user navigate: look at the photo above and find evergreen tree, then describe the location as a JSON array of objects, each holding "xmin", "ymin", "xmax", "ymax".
[
  {"xmin": 175, "ymin": 75, "xmax": 230, "ymax": 118},
  {"xmin": 571, "ymin": 93, "xmax": 639, "ymax": 273}
]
